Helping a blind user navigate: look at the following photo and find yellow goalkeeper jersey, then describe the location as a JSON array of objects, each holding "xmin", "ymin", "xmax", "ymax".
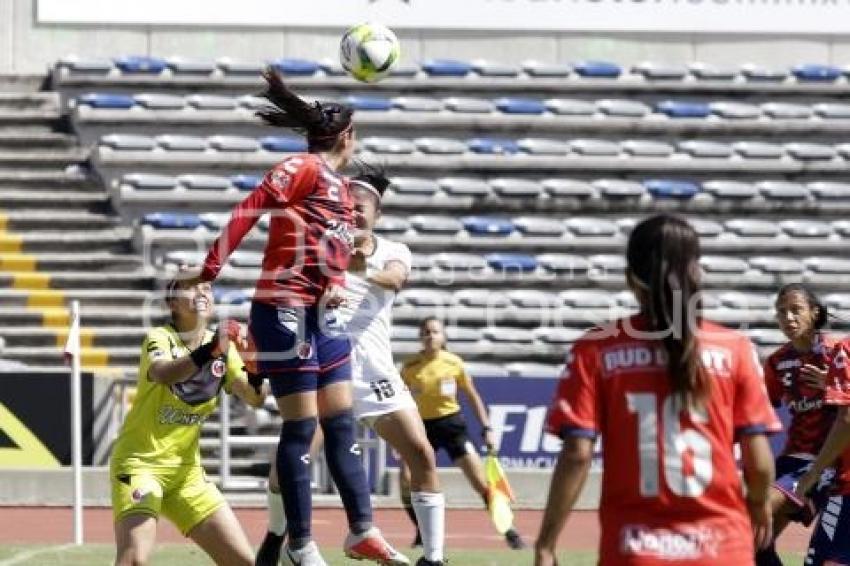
[
  {"xmin": 401, "ymin": 350, "xmax": 472, "ymax": 420},
  {"xmin": 110, "ymin": 324, "xmax": 244, "ymax": 470}
]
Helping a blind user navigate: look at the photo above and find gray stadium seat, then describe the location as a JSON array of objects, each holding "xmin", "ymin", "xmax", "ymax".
[
  {"xmin": 484, "ymin": 327, "xmax": 535, "ymax": 344},
  {"xmin": 505, "ymin": 362, "xmax": 562, "ymax": 378},
  {"xmin": 823, "ymin": 293, "xmax": 850, "ymax": 310},
  {"xmin": 808, "ymin": 182, "xmax": 850, "ymax": 200},
  {"xmin": 186, "ymin": 95, "xmax": 238, "ymax": 110},
  {"xmin": 156, "ymin": 135, "xmax": 206, "ymax": 151},
  {"xmin": 688, "ymin": 62, "xmax": 737, "ymax": 80},
  {"xmin": 398, "ymin": 289, "xmax": 453, "ymax": 307},
  {"xmin": 392, "ymin": 326, "xmax": 420, "ymax": 341},
  {"xmin": 361, "ymin": 137, "xmax": 416, "ymax": 154},
  {"xmin": 217, "ymin": 58, "xmax": 264, "ymax": 75},
  {"xmin": 454, "ymin": 289, "xmax": 508, "ymax": 308},
  {"xmin": 178, "ymin": 174, "xmax": 231, "ymax": 191},
  {"xmin": 747, "ymin": 329, "xmax": 787, "ymax": 347},
  {"xmin": 390, "ymin": 177, "xmax": 440, "ymax": 195},
  {"xmin": 570, "ymin": 139, "xmax": 620, "ymax": 157},
  {"xmin": 596, "ymin": 99, "xmax": 651, "ymax": 118},
  {"xmin": 565, "ymin": 217, "xmax": 619, "ymax": 237},
  {"xmin": 443, "ymin": 97, "xmax": 495, "ymax": 114},
  {"xmin": 121, "ymin": 173, "xmax": 177, "ymax": 190},
  {"xmin": 749, "ymin": 256, "xmax": 805, "ymax": 275},
  {"xmin": 779, "ymin": 220, "xmax": 834, "ymax": 238},
  {"xmin": 833, "ymin": 221, "xmax": 850, "ymax": 237},
  {"xmin": 621, "ymin": 140, "xmax": 675, "ymax": 157},
  {"xmin": 100, "ymin": 134, "xmax": 156, "ymax": 151},
  {"xmin": 718, "ymin": 291, "xmax": 774, "ymax": 310},
  {"xmin": 537, "ymin": 254, "xmax": 590, "ymax": 274},
  {"xmin": 732, "ymin": 141, "xmax": 785, "ymax": 159},
  {"xmin": 374, "ymin": 216, "xmax": 410, "ymax": 234},
  {"xmin": 167, "ymin": 58, "xmax": 216, "ymax": 74},
  {"xmin": 834, "ymin": 144, "xmax": 850, "ymax": 159},
  {"xmin": 237, "ymin": 95, "xmax": 268, "ymax": 110},
  {"xmin": 230, "ymin": 251, "xmax": 264, "ymax": 268},
  {"xmin": 439, "ymin": 177, "xmax": 491, "ymax": 197},
  {"xmin": 164, "ymin": 250, "xmax": 204, "ymax": 266},
  {"xmin": 700, "ymin": 256, "xmax": 749, "ymax": 274},
  {"xmin": 689, "ymin": 219, "xmax": 724, "ymax": 237},
  {"xmin": 409, "ymin": 215, "xmax": 463, "ymax": 234},
  {"xmin": 805, "ymin": 257, "xmax": 850, "ymax": 274},
  {"xmin": 709, "ymin": 102, "xmax": 761, "ymax": 120},
  {"xmin": 199, "ymin": 212, "xmax": 228, "ymax": 230},
  {"xmin": 756, "ymin": 181, "xmax": 810, "ymax": 201},
  {"xmin": 464, "ymin": 362, "xmax": 510, "ymax": 379},
  {"xmin": 533, "ymin": 327, "xmax": 584, "ymax": 345},
  {"xmin": 415, "ymin": 138, "xmax": 468, "ymax": 155},
  {"xmin": 392, "ymin": 97, "xmax": 443, "ymax": 112},
  {"xmin": 522, "ymin": 61, "xmax": 571, "ymax": 78},
  {"xmin": 489, "ymin": 178, "xmax": 542, "ymax": 198},
  {"xmin": 614, "ymin": 291, "xmax": 639, "ymax": 309},
  {"xmin": 813, "ymin": 103, "xmax": 850, "ymax": 119},
  {"xmin": 701, "ymin": 180, "xmax": 757, "ymax": 200},
  {"xmin": 593, "ymin": 179, "xmax": 646, "ymax": 199},
  {"xmin": 544, "ymin": 99, "xmax": 596, "ymax": 116},
  {"xmin": 725, "ymin": 219, "xmax": 781, "ymax": 237},
  {"xmin": 542, "ymin": 179, "xmax": 596, "ymax": 198},
  {"xmin": 472, "ymin": 60, "xmax": 520, "ymax": 77},
  {"xmin": 784, "ymin": 143, "xmax": 836, "ymax": 161},
  {"xmin": 506, "ymin": 289, "xmax": 558, "ymax": 308},
  {"xmin": 633, "ymin": 62, "xmax": 688, "ymax": 80},
  {"xmin": 57, "ymin": 56, "xmax": 114, "ymax": 74},
  {"xmin": 678, "ymin": 140, "xmax": 733, "ymax": 158},
  {"xmin": 514, "ymin": 216, "xmax": 565, "ymax": 236},
  {"xmin": 741, "ymin": 64, "xmax": 788, "ymax": 82},
  {"xmin": 589, "ymin": 254, "xmax": 627, "ymax": 275},
  {"xmin": 432, "ymin": 253, "xmax": 488, "ymax": 271},
  {"xmin": 208, "ymin": 136, "xmax": 261, "ymax": 152},
  {"xmin": 559, "ymin": 289, "xmax": 616, "ymax": 308},
  {"xmin": 134, "ymin": 93, "xmax": 186, "ymax": 110},
  {"xmin": 518, "ymin": 138, "xmax": 570, "ymax": 156},
  {"xmin": 761, "ymin": 102, "xmax": 813, "ymax": 120}
]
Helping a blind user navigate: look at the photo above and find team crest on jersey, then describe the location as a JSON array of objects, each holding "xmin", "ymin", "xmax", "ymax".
[
  {"xmin": 131, "ymin": 488, "xmax": 149, "ymax": 503},
  {"xmin": 270, "ymin": 170, "xmax": 291, "ymax": 190},
  {"xmin": 296, "ymin": 341, "xmax": 313, "ymax": 359},
  {"xmin": 211, "ymin": 359, "xmax": 226, "ymax": 378}
]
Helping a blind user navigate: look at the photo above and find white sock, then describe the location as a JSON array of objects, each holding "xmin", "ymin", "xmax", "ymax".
[
  {"xmin": 411, "ymin": 491, "xmax": 445, "ymax": 561},
  {"xmin": 267, "ymin": 488, "xmax": 287, "ymax": 536}
]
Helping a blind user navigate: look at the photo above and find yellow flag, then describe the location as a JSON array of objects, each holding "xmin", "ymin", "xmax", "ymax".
[{"xmin": 485, "ymin": 452, "xmax": 515, "ymax": 535}]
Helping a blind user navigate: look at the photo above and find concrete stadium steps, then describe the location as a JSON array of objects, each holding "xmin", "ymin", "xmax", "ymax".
[
  {"xmin": 2, "ymin": 345, "xmax": 138, "ymax": 368},
  {"xmin": 2, "ymin": 210, "xmax": 121, "ymax": 231},
  {"xmin": 0, "ymin": 288, "xmax": 152, "ymax": 309},
  {"xmin": 0, "ymin": 92, "xmax": 59, "ymax": 112},
  {"xmin": 0, "ymin": 306, "xmax": 165, "ymax": 327},
  {"xmin": 0, "ymin": 169, "xmax": 97, "ymax": 190},
  {"xmin": 0, "ymin": 148, "xmax": 88, "ymax": 169},
  {"xmin": 2, "ymin": 228, "xmax": 134, "ymax": 253},
  {"xmin": 0, "ymin": 130, "xmax": 77, "ymax": 149},
  {"xmin": 0, "ymin": 252, "xmax": 143, "ymax": 272},
  {"xmin": 0, "ymin": 188, "xmax": 109, "ymax": 210},
  {"xmin": 0, "ymin": 270, "xmax": 153, "ymax": 291},
  {"xmin": 0, "ymin": 325, "xmax": 146, "ymax": 348}
]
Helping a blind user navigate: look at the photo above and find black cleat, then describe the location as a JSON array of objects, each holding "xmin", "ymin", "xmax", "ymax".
[
  {"xmin": 415, "ymin": 558, "xmax": 447, "ymax": 566},
  {"xmin": 504, "ymin": 528, "xmax": 526, "ymax": 550},
  {"xmin": 411, "ymin": 530, "xmax": 422, "ymax": 548},
  {"xmin": 255, "ymin": 531, "xmax": 285, "ymax": 566}
]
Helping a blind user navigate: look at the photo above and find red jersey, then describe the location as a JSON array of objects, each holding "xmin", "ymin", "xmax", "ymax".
[
  {"xmin": 200, "ymin": 154, "xmax": 353, "ymax": 306},
  {"xmin": 822, "ymin": 340, "xmax": 850, "ymax": 495},
  {"xmin": 546, "ymin": 316, "xmax": 781, "ymax": 566},
  {"xmin": 763, "ymin": 334, "xmax": 837, "ymax": 457}
]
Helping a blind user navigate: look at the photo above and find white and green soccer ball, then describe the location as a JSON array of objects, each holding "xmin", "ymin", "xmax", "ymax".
[{"xmin": 339, "ymin": 22, "xmax": 400, "ymax": 83}]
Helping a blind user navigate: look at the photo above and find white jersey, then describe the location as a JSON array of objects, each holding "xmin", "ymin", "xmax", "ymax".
[{"xmin": 340, "ymin": 235, "xmax": 416, "ymax": 421}]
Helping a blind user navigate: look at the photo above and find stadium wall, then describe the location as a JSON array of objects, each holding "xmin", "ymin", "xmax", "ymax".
[{"xmin": 2, "ymin": 0, "xmax": 850, "ymax": 75}]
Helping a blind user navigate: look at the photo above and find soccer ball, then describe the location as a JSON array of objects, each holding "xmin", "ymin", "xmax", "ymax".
[{"xmin": 339, "ymin": 22, "xmax": 400, "ymax": 83}]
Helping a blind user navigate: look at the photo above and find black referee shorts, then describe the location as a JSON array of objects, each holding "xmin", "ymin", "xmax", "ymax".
[{"xmin": 423, "ymin": 411, "xmax": 475, "ymax": 461}]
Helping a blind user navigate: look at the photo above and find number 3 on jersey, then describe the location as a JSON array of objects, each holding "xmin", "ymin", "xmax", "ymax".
[{"xmin": 626, "ymin": 392, "xmax": 713, "ymax": 498}]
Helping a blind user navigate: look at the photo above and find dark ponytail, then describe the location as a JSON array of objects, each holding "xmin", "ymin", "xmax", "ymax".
[
  {"xmin": 776, "ymin": 283, "xmax": 829, "ymax": 330},
  {"xmin": 256, "ymin": 67, "xmax": 354, "ymax": 153},
  {"xmin": 627, "ymin": 215, "xmax": 708, "ymax": 404}
]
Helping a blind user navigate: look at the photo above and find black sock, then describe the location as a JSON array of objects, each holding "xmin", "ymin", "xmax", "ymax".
[
  {"xmin": 276, "ymin": 417, "xmax": 317, "ymax": 548},
  {"xmin": 321, "ymin": 410, "xmax": 373, "ymax": 534}
]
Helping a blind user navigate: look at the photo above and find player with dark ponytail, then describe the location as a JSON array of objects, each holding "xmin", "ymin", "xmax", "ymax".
[
  {"xmin": 756, "ymin": 283, "xmax": 837, "ymax": 566},
  {"xmin": 536, "ymin": 214, "xmax": 780, "ymax": 566},
  {"xmin": 194, "ymin": 68, "xmax": 407, "ymax": 566}
]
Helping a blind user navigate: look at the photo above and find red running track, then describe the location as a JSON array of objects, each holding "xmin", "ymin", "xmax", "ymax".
[{"xmin": 0, "ymin": 506, "xmax": 814, "ymax": 553}]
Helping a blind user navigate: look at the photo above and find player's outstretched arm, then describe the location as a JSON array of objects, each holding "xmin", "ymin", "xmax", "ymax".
[
  {"xmin": 230, "ymin": 377, "xmax": 268, "ymax": 409},
  {"xmin": 741, "ymin": 433, "xmax": 775, "ymax": 550},
  {"xmin": 534, "ymin": 435, "xmax": 593, "ymax": 566},
  {"xmin": 460, "ymin": 380, "xmax": 494, "ymax": 451},
  {"xmin": 367, "ymin": 260, "xmax": 408, "ymax": 291}
]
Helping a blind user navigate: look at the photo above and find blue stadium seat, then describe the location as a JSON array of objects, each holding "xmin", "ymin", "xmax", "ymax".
[
  {"xmin": 421, "ymin": 59, "xmax": 473, "ymax": 77},
  {"xmin": 214, "ymin": 288, "xmax": 250, "ymax": 305},
  {"xmin": 114, "ymin": 56, "xmax": 167, "ymax": 74},
  {"xmin": 572, "ymin": 61, "xmax": 621, "ymax": 78},
  {"xmin": 343, "ymin": 96, "xmax": 393, "ymax": 111},
  {"xmin": 467, "ymin": 138, "xmax": 520, "ymax": 155},
  {"xmin": 792, "ymin": 64, "xmax": 841, "ymax": 82},
  {"xmin": 260, "ymin": 136, "xmax": 307, "ymax": 153},
  {"xmin": 485, "ymin": 253, "xmax": 538, "ymax": 273},
  {"xmin": 461, "ymin": 216, "xmax": 515, "ymax": 236},
  {"xmin": 494, "ymin": 97, "xmax": 546, "ymax": 115},
  {"xmin": 644, "ymin": 179, "xmax": 700, "ymax": 199},
  {"xmin": 231, "ymin": 175, "xmax": 262, "ymax": 191},
  {"xmin": 269, "ymin": 58, "xmax": 320, "ymax": 76},
  {"xmin": 656, "ymin": 100, "xmax": 711, "ymax": 118},
  {"xmin": 78, "ymin": 93, "xmax": 135, "ymax": 109},
  {"xmin": 142, "ymin": 213, "xmax": 201, "ymax": 230}
]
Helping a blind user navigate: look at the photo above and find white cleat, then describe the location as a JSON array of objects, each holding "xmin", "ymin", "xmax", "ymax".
[
  {"xmin": 344, "ymin": 527, "xmax": 411, "ymax": 565},
  {"xmin": 282, "ymin": 541, "xmax": 328, "ymax": 566}
]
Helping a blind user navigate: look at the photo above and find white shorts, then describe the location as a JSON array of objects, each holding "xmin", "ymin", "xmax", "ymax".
[{"xmin": 351, "ymin": 344, "xmax": 416, "ymax": 425}]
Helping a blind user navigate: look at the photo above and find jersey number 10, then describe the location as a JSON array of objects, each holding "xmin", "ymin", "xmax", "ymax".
[{"xmin": 626, "ymin": 392, "xmax": 713, "ymax": 498}]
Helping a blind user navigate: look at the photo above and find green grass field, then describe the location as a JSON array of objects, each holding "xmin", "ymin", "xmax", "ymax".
[{"xmin": 0, "ymin": 545, "xmax": 805, "ymax": 566}]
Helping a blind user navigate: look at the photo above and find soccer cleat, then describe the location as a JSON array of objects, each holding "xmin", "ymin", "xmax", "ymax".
[
  {"xmin": 254, "ymin": 531, "xmax": 284, "ymax": 566},
  {"xmin": 504, "ymin": 528, "xmax": 526, "ymax": 550},
  {"xmin": 283, "ymin": 541, "xmax": 328, "ymax": 566},
  {"xmin": 344, "ymin": 527, "xmax": 411, "ymax": 565},
  {"xmin": 415, "ymin": 559, "xmax": 447, "ymax": 566}
]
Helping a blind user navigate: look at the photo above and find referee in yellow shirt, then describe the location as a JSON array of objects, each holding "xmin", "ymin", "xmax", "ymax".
[{"xmin": 400, "ymin": 316, "xmax": 525, "ymax": 550}]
